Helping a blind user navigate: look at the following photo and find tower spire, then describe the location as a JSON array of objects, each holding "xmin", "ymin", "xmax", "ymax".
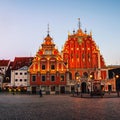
[
  {"xmin": 47, "ymin": 24, "xmax": 50, "ymax": 36},
  {"xmin": 78, "ymin": 18, "xmax": 81, "ymax": 29}
]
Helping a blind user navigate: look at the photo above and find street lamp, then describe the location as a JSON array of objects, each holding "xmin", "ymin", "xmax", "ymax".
[
  {"xmin": 76, "ymin": 73, "xmax": 83, "ymax": 97},
  {"xmin": 75, "ymin": 74, "xmax": 79, "ymax": 96},
  {"xmin": 75, "ymin": 72, "xmax": 82, "ymax": 97},
  {"xmin": 115, "ymin": 74, "xmax": 120, "ymax": 97},
  {"xmin": 89, "ymin": 74, "xmax": 93, "ymax": 97}
]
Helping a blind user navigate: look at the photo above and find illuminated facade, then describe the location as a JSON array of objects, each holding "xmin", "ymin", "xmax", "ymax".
[
  {"xmin": 28, "ymin": 31, "xmax": 67, "ymax": 94},
  {"xmin": 28, "ymin": 20, "xmax": 114, "ymax": 94},
  {"xmin": 62, "ymin": 20, "xmax": 107, "ymax": 93}
]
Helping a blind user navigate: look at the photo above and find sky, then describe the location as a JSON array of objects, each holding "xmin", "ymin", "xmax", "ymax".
[{"xmin": 0, "ymin": 0, "xmax": 120, "ymax": 65}]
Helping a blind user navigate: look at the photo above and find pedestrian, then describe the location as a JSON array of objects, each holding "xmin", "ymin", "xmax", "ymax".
[{"xmin": 39, "ymin": 89, "xmax": 42, "ymax": 97}]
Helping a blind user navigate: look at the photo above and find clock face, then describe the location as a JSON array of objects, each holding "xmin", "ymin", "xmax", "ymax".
[{"xmin": 45, "ymin": 50, "xmax": 52, "ymax": 55}]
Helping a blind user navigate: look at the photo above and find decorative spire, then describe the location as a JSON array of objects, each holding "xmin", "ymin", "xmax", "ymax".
[
  {"xmin": 84, "ymin": 29, "xmax": 87, "ymax": 34},
  {"xmin": 47, "ymin": 24, "xmax": 50, "ymax": 36},
  {"xmin": 90, "ymin": 30, "xmax": 92, "ymax": 36},
  {"xmin": 78, "ymin": 18, "xmax": 81, "ymax": 29},
  {"xmin": 73, "ymin": 29, "xmax": 75, "ymax": 34}
]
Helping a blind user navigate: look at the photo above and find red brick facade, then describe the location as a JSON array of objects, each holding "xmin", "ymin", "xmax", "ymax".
[
  {"xmin": 28, "ymin": 23, "xmax": 107, "ymax": 94},
  {"xmin": 28, "ymin": 34, "xmax": 67, "ymax": 94},
  {"xmin": 62, "ymin": 28, "xmax": 107, "ymax": 81}
]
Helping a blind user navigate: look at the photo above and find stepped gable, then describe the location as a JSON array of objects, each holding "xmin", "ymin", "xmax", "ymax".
[
  {"xmin": 62, "ymin": 23, "xmax": 106, "ymax": 69},
  {"xmin": 29, "ymin": 31, "xmax": 66, "ymax": 74},
  {"xmin": 32, "ymin": 33, "xmax": 62, "ymax": 63}
]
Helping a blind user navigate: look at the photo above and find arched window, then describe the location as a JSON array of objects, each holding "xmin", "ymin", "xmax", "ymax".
[
  {"xmin": 83, "ymin": 72, "xmax": 88, "ymax": 78},
  {"xmin": 75, "ymin": 72, "xmax": 80, "ymax": 80}
]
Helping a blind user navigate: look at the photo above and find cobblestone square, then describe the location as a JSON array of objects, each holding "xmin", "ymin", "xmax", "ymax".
[{"xmin": 0, "ymin": 93, "xmax": 120, "ymax": 120}]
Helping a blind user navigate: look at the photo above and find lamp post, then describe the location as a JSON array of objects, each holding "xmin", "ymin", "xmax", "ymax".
[
  {"xmin": 75, "ymin": 72, "xmax": 82, "ymax": 97},
  {"xmin": 89, "ymin": 74, "xmax": 93, "ymax": 97},
  {"xmin": 115, "ymin": 74, "xmax": 120, "ymax": 97},
  {"xmin": 76, "ymin": 75, "xmax": 79, "ymax": 96},
  {"xmin": 79, "ymin": 78, "xmax": 82, "ymax": 98}
]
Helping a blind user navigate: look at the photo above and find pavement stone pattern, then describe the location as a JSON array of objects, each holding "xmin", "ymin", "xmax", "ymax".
[{"xmin": 0, "ymin": 93, "xmax": 120, "ymax": 120}]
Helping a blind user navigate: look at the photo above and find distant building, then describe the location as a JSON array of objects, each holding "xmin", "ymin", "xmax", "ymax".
[
  {"xmin": 11, "ymin": 57, "xmax": 33, "ymax": 92},
  {"xmin": 107, "ymin": 66, "xmax": 120, "ymax": 92},
  {"xmin": 0, "ymin": 59, "xmax": 10, "ymax": 90},
  {"xmin": 0, "ymin": 60, "xmax": 10, "ymax": 74},
  {"xmin": 2, "ymin": 61, "xmax": 13, "ymax": 91}
]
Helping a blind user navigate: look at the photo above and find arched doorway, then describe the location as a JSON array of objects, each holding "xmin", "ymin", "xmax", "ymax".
[
  {"xmin": 83, "ymin": 72, "xmax": 88, "ymax": 78},
  {"xmin": 81, "ymin": 82, "xmax": 87, "ymax": 93}
]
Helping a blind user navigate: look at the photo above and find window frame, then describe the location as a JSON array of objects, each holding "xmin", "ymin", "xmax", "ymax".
[
  {"xmin": 41, "ymin": 75, "xmax": 46, "ymax": 82},
  {"xmin": 51, "ymin": 75, "xmax": 55, "ymax": 82},
  {"xmin": 42, "ymin": 64, "xmax": 46, "ymax": 70},
  {"xmin": 51, "ymin": 64, "xmax": 55, "ymax": 70},
  {"xmin": 60, "ymin": 75, "xmax": 65, "ymax": 82},
  {"xmin": 32, "ymin": 75, "xmax": 36, "ymax": 82}
]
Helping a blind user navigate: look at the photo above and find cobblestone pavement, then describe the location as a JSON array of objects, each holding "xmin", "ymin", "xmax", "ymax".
[{"xmin": 0, "ymin": 93, "xmax": 120, "ymax": 120}]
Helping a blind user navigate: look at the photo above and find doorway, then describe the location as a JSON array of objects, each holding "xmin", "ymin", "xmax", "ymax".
[
  {"xmin": 32, "ymin": 86, "xmax": 36, "ymax": 94},
  {"xmin": 81, "ymin": 82, "xmax": 87, "ymax": 93},
  {"xmin": 60, "ymin": 86, "xmax": 65, "ymax": 94}
]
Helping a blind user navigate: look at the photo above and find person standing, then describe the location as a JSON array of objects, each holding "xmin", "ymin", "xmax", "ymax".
[{"xmin": 39, "ymin": 89, "xmax": 42, "ymax": 97}]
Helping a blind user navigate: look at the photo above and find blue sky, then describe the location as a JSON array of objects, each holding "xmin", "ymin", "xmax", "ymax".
[{"xmin": 0, "ymin": 0, "xmax": 120, "ymax": 65}]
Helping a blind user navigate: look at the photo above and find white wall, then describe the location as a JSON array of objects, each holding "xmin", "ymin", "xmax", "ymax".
[{"xmin": 11, "ymin": 69, "xmax": 28, "ymax": 87}]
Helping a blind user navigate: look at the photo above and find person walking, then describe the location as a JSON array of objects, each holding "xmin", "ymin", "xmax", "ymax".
[{"xmin": 39, "ymin": 89, "xmax": 42, "ymax": 97}]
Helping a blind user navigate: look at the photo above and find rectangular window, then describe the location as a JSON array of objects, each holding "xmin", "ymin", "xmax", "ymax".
[
  {"xmin": 24, "ymin": 79, "xmax": 27, "ymax": 82},
  {"xmin": 32, "ymin": 75, "xmax": 36, "ymax": 82},
  {"xmin": 15, "ymin": 79, "xmax": 18, "ymax": 82},
  {"xmin": 61, "ymin": 75, "xmax": 64, "ymax": 82},
  {"xmin": 20, "ymin": 72, "xmax": 22, "ymax": 75},
  {"xmin": 20, "ymin": 79, "xmax": 22, "ymax": 82},
  {"xmin": 51, "ymin": 75, "xmax": 55, "ymax": 82},
  {"xmin": 15, "ymin": 72, "xmax": 18, "ymax": 75},
  {"xmin": 42, "ymin": 65, "xmax": 46, "ymax": 70},
  {"xmin": 41, "ymin": 75, "xmax": 46, "ymax": 82},
  {"xmin": 51, "ymin": 64, "xmax": 55, "ymax": 70},
  {"xmin": 24, "ymin": 72, "xmax": 27, "ymax": 75}
]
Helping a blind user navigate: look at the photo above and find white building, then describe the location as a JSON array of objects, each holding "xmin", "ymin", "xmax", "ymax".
[
  {"xmin": 10, "ymin": 57, "xmax": 33, "ymax": 92},
  {"xmin": 11, "ymin": 66, "xmax": 28, "ymax": 87}
]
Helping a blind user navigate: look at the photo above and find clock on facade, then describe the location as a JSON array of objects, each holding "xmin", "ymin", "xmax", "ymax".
[{"xmin": 45, "ymin": 50, "xmax": 52, "ymax": 55}]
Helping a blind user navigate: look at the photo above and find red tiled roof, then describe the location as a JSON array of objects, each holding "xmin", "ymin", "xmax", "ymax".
[
  {"xmin": 0, "ymin": 60, "xmax": 10, "ymax": 66},
  {"xmin": 10, "ymin": 61, "xmax": 14, "ymax": 66},
  {"xmin": 12, "ymin": 57, "xmax": 33, "ymax": 70}
]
